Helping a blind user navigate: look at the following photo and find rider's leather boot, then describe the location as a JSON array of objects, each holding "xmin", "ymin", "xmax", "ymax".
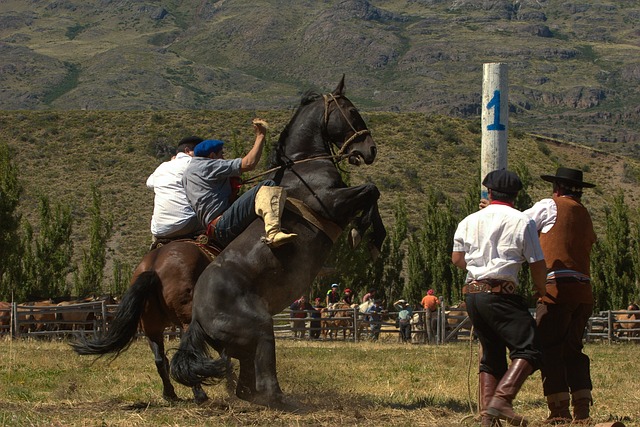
[
  {"xmin": 255, "ymin": 185, "xmax": 297, "ymax": 248},
  {"xmin": 486, "ymin": 358, "xmax": 533, "ymax": 426}
]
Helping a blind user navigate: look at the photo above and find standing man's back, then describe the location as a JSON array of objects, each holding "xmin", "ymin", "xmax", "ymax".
[
  {"xmin": 524, "ymin": 167, "xmax": 597, "ymax": 424},
  {"xmin": 452, "ymin": 169, "xmax": 547, "ymax": 427}
]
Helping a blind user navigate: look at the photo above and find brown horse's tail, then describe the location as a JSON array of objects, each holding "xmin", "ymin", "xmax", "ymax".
[
  {"xmin": 69, "ymin": 271, "xmax": 158, "ymax": 358},
  {"xmin": 170, "ymin": 319, "xmax": 229, "ymax": 387}
]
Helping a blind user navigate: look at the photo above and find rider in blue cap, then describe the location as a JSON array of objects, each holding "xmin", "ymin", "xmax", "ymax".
[{"xmin": 182, "ymin": 119, "xmax": 297, "ymax": 248}]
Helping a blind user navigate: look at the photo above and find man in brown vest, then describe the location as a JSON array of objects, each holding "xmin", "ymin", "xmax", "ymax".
[{"xmin": 524, "ymin": 167, "xmax": 596, "ymax": 424}]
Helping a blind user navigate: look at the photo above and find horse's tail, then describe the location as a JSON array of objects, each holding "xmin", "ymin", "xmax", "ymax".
[
  {"xmin": 69, "ymin": 270, "xmax": 158, "ymax": 357},
  {"xmin": 170, "ymin": 319, "xmax": 228, "ymax": 387}
]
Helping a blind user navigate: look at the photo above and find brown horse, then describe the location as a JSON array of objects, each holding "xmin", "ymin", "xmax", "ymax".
[
  {"xmin": 613, "ymin": 303, "xmax": 640, "ymax": 339},
  {"xmin": 320, "ymin": 302, "xmax": 355, "ymax": 340},
  {"xmin": 22, "ymin": 299, "xmax": 58, "ymax": 333},
  {"xmin": 170, "ymin": 76, "xmax": 385, "ymax": 407},
  {"xmin": 71, "ymin": 241, "xmax": 215, "ymax": 403},
  {"xmin": 0, "ymin": 301, "xmax": 11, "ymax": 334},
  {"xmin": 56, "ymin": 295, "xmax": 116, "ymax": 333}
]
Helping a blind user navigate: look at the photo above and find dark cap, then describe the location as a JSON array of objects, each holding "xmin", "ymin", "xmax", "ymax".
[
  {"xmin": 482, "ymin": 169, "xmax": 522, "ymax": 194},
  {"xmin": 540, "ymin": 167, "xmax": 595, "ymax": 188}
]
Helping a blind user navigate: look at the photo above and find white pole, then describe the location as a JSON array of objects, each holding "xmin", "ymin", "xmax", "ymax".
[{"xmin": 480, "ymin": 63, "xmax": 508, "ymax": 199}]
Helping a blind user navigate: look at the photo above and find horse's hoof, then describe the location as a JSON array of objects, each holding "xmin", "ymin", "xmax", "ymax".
[
  {"xmin": 162, "ymin": 392, "xmax": 180, "ymax": 402},
  {"xmin": 236, "ymin": 386, "xmax": 255, "ymax": 403},
  {"xmin": 194, "ymin": 394, "xmax": 209, "ymax": 405}
]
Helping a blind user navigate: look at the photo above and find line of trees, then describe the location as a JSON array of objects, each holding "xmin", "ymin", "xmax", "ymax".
[
  {"xmin": 3, "ymin": 138, "xmax": 639, "ymax": 311},
  {"xmin": 0, "ymin": 143, "xmax": 130, "ymax": 302}
]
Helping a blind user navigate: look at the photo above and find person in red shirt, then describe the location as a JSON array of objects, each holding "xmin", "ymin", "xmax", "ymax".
[{"xmin": 289, "ymin": 295, "xmax": 313, "ymax": 338}]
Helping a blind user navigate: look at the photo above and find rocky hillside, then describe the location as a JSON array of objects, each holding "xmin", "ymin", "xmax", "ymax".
[{"xmin": 1, "ymin": 0, "xmax": 640, "ymax": 156}]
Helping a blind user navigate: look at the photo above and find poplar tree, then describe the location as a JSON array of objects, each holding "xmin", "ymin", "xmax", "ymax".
[
  {"xmin": 74, "ymin": 185, "xmax": 113, "ymax": 297},
  {"xmin": 407, "ymin": 188, "xmax": 467, "ymax": 306},
  {"xmin": 380, "ymin": 198, "xmax": 407, "ymax": 305},
  {"xmin": 0, "ymin": 143, "xmax": 22, "ymax": 299},
  {"xmin": 21, "ymin": 196, "xmax": 74, "ymax": 299},
  {"xmin": 591, "ymin": 191, "xmax": 636, "ymax": 310}
]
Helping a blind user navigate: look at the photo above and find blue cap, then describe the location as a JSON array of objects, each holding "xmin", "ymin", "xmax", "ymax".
[
  {"xmin": 194, "ymin": 139, "xmax": 224, "ymax": 157},
  {"xmin": 331, "ymin": 283, "xmax": 339, "ymax": 288}
]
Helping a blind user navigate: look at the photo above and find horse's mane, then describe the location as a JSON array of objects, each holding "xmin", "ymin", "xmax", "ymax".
[{"xmin": 267, "ymin": 90, "xmax": 323, "ymax": 168}]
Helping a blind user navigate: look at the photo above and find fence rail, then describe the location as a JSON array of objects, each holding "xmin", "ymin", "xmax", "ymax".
[{"xmin": 1, "ymin": 302, "xmax": 638, "ymax": 344}]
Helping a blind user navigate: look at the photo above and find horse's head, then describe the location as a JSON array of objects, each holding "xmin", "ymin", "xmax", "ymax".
[{"xmin": 325, "ymin": 76, "xmax": 377, "ymax": 166}]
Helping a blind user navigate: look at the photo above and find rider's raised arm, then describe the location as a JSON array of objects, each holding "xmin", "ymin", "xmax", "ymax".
[{"xmin": 240, "ymin": 120, "xmax": 267, "ymax": 172}]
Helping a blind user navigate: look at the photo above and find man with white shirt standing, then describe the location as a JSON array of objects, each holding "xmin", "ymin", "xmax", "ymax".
[
  {"xmin": 452, "ymin": 169, "xmax": 547, "ymax": 427},
  {"xmin": 146, "ymin": 136, "xmax": 205, "ymax": 248},
  {"xmin": 524, "ymin": 167, "xmax": 596, "ymax": 424}
]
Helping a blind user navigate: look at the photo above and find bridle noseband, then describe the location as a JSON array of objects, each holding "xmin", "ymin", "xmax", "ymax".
[{"xmin": 322, "ymin": 93, "xmax": 371, "ymax": 158}]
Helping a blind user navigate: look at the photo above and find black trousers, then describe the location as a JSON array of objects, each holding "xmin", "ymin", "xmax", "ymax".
[
  {"xmin": 466, "ymin": 292, "xmax": 541, "ymax": 379},
  {"xmin": 536, "ymin": 301, "xmax": 593, "ymax": 395}
]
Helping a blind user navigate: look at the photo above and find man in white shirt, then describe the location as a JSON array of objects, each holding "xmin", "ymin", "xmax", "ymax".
[
  {"xmin": 146, "ymin": 136, "xmax": 205, "ymax": 247},
  {"xmin": 452, "ymin": 169, "xmax": 547, "ymax": 427}
]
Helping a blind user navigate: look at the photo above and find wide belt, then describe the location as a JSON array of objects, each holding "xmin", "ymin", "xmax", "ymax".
[
  {"xmin": 197, "ymin": 215, "xmax": 223, "ymax": 247},
  {"xmin": 206, "ymin": 215, "xmax": 222, "ymax": 235},
  {"xmin": 463, "ymin": 279, "xmax": 516, "ymax": 295}
]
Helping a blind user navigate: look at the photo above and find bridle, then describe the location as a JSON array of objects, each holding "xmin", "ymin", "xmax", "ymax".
[
  {"xmin": 243, "ymin": 92, "xmax": 371, "ymax": 184},
  {"xmin": 322, "ymin": 93, "xmax": 371, "ymax": 158}
]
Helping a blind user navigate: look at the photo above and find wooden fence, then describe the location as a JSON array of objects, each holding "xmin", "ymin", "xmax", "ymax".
[{"xmin": 1, "ymin": 302, "xmax": 638, "ymax": 344}]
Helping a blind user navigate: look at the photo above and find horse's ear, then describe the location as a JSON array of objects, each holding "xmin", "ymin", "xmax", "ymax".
[{"xmin": 332, "ymin": 74, "xmax": 346, "ymax": 96}]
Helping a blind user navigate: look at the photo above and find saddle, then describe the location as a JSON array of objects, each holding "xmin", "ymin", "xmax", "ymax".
[{"xmin": 150, "ymin": 234, "xmax": 223, "ymax": 261}]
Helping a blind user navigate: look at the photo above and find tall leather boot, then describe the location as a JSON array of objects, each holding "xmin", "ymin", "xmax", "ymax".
[
  {"xmin": 479, "ymin": 372, "xmax": 499, "ymax": 427},
  {"xmin": 254, "ymin": 185, "xmax": 297, "ymax": 248},
  {"xmin": 571, "ymin": 389, "xmax": 592, "ymax": 422},
  {"xmin": 486, "ymin": 359, "xmax": 533, "ymax": 426},
  {"xmin": 544, "ymin": 392, "xmax": 571, "ymax": 424}
]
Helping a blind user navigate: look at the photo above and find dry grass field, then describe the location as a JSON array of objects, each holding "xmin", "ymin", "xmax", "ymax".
[{"xmin": 0, "ymin": 337, "xmax": 638, "ymax": 427}]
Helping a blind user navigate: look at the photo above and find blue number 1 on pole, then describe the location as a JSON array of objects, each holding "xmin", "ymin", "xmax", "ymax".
[{"xmin": 486, "ymin": 90, "xmax": 505, "ymax": 131}]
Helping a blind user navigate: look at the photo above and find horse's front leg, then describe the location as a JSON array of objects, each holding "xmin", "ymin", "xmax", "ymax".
[
  {"xmin": 351, "ymin": 199, "xmax": 386, "ymax": 252},
  {"xmin": 333, "ymin": 184, "xmax": 386, "ymax": 253}
]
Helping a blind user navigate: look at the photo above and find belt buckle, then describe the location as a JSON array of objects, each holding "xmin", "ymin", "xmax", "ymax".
[{"xmin": 469, "ymin": 282, "xmax": 488, "ymax": 293}]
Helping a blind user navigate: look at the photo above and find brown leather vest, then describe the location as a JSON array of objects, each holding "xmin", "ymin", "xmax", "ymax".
[
  {"xmin": 539, "ymin": 196, "xmax": 595, "ymax": 275},
  {"xmin": 539, "ymin": 196, "xmax": 596, "ymax": 304}
]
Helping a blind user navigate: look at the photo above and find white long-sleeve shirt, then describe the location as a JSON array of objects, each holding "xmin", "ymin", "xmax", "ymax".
[
  {"xmin": 146, "ymin": 152, "xmax": 202, "ymax": 238},
  {"xmin": 453, "ymin": 203, "xmax": 545, "ymax": 285},
  {"xmin": 523, "ymin": 198, "xmax": 557, "ymax": 233}
]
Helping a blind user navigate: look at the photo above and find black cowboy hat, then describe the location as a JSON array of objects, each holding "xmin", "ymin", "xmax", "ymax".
[{"xmin": 540, "ymin": 167, "xmax": 595, "ymax": 188}]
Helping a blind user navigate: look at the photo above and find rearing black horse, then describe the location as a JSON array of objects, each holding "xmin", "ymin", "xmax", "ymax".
[{"xmin": 170, "ymin": 76, "xmax": 385, "ymax": 406}]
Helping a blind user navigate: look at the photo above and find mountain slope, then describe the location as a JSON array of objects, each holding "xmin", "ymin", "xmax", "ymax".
[{"xmin": 1, "ymin": 0, "xmax": 639, "ymax": 156}]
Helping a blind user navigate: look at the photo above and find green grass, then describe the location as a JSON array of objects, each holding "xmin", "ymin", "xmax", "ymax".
[{"xmin": 0, "ymin": 338, "xmax": 638, "ymax": 426}]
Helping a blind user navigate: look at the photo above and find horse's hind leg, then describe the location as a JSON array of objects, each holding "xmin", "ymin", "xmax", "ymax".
[
  {"xmin": 191, "ymin": 384, "xmax": 208, "ymax": 404},
  {"xmin": 147, "ymin": 334, "xmax": 179, "ymax": 402},
  {"xmin": 149, "ymin": 332, "xmax": 209, "ymax": 403},
  {"xmin": 236, "ymin": 356, "xmax": 258, "ymax": 401}
]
